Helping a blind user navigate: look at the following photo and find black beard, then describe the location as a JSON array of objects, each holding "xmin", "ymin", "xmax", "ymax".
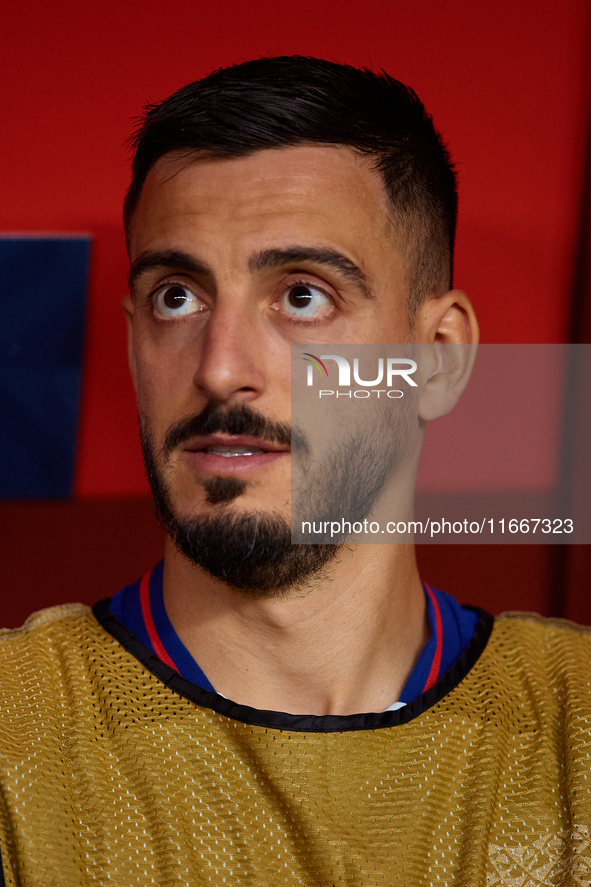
[
  {"xmin": 140, "ymin": 404, "xmax": 340, "ymax": 596},
  {"xmin": 202, "ymin": 475, "xmax": 246, "ymax": 506}
]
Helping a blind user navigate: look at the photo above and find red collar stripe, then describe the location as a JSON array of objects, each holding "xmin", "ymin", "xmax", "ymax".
[
  {"xmin": 139, "ymin": 569, "xmax": 444, "ymax": 695},
  {"xmin": 139, "ymin": 569, "xmax": 178, "ymax": 672},
  {"xmin": 422, "ymin": 582, "xmax": 443, "ymax": 693}
]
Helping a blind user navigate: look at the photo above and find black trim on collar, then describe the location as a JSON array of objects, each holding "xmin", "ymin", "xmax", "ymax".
[{"xmin": 92, "ymin": 598, "xmax": 494, "ymax": 733}]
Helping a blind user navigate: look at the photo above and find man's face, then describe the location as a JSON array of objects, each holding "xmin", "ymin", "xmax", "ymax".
[{"xmin": 125, "ymin": 145, "xmax": 415, "ymax": 589}]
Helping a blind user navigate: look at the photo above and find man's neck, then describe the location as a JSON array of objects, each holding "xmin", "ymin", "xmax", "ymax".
[{"xmin": 162, "ymin": 539, "xmax": 428, "ymax": 716}]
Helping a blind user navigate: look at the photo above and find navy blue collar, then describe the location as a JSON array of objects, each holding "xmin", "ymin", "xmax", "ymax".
[{"xmin": 109, "ymin": 561, "xmax": 479, "ymax": 706}]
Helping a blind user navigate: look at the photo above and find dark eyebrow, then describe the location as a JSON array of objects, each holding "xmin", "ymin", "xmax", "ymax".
[
  {"xmin": 248, "ymin": 247, "xmax": 375, "ymax": 299},
  {"xmin": 128, "ymin": 250, "xmax": 209, "ymax": 291},
  {"xmin": 128, "ymin": 246, "xmax": 375, "ymax": 299}
]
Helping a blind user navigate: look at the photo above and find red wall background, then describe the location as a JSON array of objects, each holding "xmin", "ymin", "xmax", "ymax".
[{"xmin": 1, "ymin": 0, "xmax": 590, "ymax": 626}]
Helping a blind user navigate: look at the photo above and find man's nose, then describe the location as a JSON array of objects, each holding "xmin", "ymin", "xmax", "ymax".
[{"xmin": 192, "ymin": 301, "xmax": 267, "ymax": 404}]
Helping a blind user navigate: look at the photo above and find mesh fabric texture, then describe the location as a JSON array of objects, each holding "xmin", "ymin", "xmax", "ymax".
[{"xmin": 0, "ymin": 605, "xmax": 590, "ymax": 885}]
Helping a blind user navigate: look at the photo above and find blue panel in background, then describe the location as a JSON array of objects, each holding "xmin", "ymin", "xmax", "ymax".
[{"xmin": 0, "ymin": 236, "xmax": 91, "ymax": 498}]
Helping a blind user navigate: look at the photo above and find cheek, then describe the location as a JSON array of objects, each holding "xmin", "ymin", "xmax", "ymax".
[
  {"xmin": 366, "ymin": 306, "xmax": 411, "ymax": 344},
  {"xmin": 133, "ymin": 340, "xmax": 193, "ymax": 428},
  {"xmin": 134, "ymin": 315, "xmax": 203, "ymax": 384}
]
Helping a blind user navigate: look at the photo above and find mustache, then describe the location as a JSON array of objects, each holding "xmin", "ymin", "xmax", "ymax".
[{"xmin": 163, "ymin": 403, "xmax": 301, "ymax": 456}]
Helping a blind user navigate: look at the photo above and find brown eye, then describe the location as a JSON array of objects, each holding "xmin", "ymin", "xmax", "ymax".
[
  {"xmin": 163, "ymin": 286, "xmax": 189, "ymax": 309},
  {"xmin": 154, "ymin": 284, "xmax": 204, "ymax": 318},
  {"xmin": 281, "ymin": 283, "xmax": 332, "ymax": 320},
  {"xmin": 288, "ymin": 285, "xmax": 314, "ymax": 309}
]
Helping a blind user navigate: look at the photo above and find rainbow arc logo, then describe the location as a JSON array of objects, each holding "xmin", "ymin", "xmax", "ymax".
[{"xmin": 302, "ymin": 353, "xmax": 329, "ymax": 376}]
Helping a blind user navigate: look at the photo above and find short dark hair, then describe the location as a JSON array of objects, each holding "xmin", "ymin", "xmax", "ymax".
[{"xmin": 124, "ymin": 56, "xmax": 457, "ymax": 311}]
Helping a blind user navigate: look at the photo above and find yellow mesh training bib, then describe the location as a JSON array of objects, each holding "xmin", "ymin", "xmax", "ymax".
[{"xmin": 0, "ymin": 603, "xmax": 591, "ymax": 886}]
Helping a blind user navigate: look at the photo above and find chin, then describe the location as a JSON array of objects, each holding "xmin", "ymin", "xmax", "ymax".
[
  {"xmin": 164, "ymin": 504, "xmax": 340, "ymax": 596},
  {"xmin": 140, "ymin": 411, "xmax": 338, "ymax": 595}
]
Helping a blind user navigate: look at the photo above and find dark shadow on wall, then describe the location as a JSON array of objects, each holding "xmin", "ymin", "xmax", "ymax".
[{"xmin": 0, "ymin": 499, "xmax": 164, "ymax": 628}]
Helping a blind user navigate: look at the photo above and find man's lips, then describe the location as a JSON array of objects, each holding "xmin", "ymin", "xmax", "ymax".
[
  {"xmin": 184, "ymin": 434, "xmax": 289, "ymax": 455},
  {"xmin": 181, "ymin": 434, "xmax": 290, "ymax": 476}
]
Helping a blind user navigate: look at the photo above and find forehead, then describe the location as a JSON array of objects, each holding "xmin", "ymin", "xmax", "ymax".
[{"xmin": 129, "ymin": 145, "xmax": 396, "ymax": 264}]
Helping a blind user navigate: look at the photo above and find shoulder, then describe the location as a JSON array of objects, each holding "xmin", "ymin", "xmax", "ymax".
[
  {"xmin": 493, "ymin": 609, "xmax": 591, "ymax": 651},
  {"xmin": 0, "ymin": 603, "xmax": 116, "ymax": 692},
  {"xmin": 0, "ymin": 603, "xmax": 95, "ymax": 648},
  {"xmin": 1, "ymin": 602, "xmax": 92, "ymax": 632},
  {"xmin": 477, "ymin": 611, "xmax": 591, "ymax": 711},
  {"xmin": 0, "ymin": 602, "xmax": 150, "ymax": 757}
]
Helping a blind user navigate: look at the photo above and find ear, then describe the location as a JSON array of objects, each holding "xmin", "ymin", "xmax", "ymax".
[
  {"xmin": 415, "ymin": 290, "xmax": 479, "ymax": 421},
  {"xmin": 122, "ymin": 294, "xmax": 138, "ymax": 394}
]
